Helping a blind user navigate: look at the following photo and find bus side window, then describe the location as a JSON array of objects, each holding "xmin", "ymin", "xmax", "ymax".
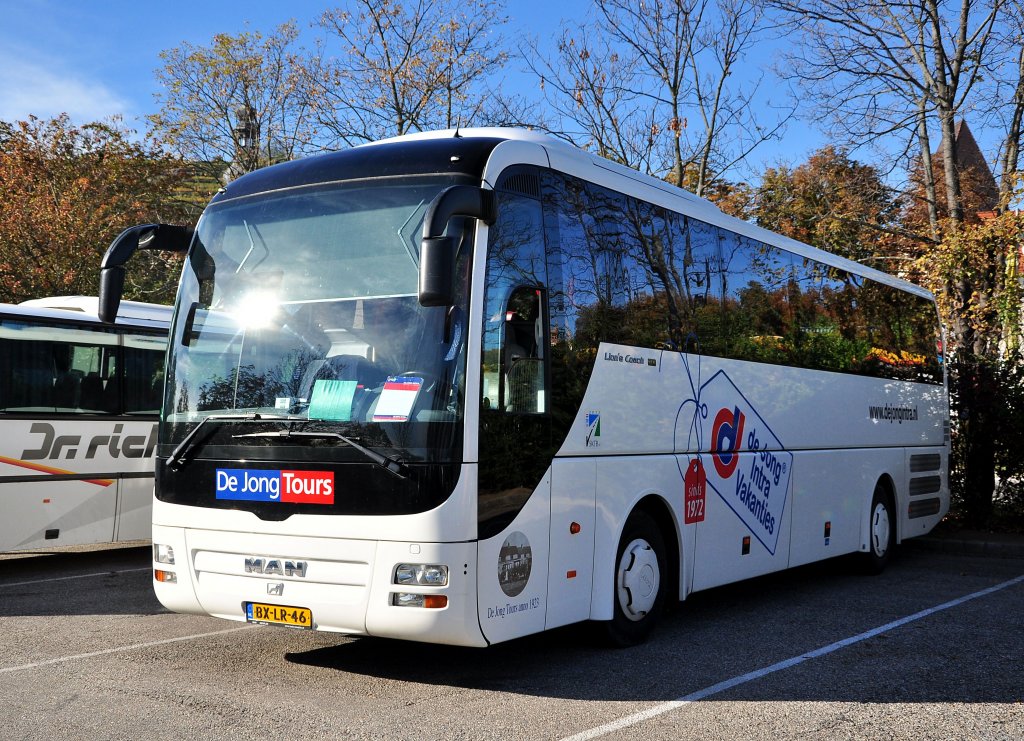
[
  {"xmin": 2, "ymin": 334, "xmax": 54, "ymax": 410},
  {"xmin": 122, "ymin": 333, "xmax": 169, "ymax": 415},
  {"xmin": 503, "ymin": 287, "xmax": 546, "ymax": 414},
  {"xmin": 481, "ymin": 190, "xmax": 548, "ymax": 415}
]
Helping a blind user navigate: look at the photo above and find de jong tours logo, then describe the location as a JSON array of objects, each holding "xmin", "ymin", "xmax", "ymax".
[
  {"xmin": 700, "ymin": 370, "xmax": 792, "ymax": 555},
  {"xmin": 215, "ymin": 468, "xmax": 335, "ymax": 505}
]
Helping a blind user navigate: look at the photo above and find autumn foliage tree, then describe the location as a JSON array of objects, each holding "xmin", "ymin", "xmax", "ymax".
[
  {"xmin": 0, "ymin": 115, "xmax": 189, "ymax": 304},
  {"xmin": 772, "ymin": 0, "xmax": 1024, "ymax": 526},
  {"xmin": 753, "ymin": 146, "xmax": 902, "ymax": 265},
  {"xmin": 149, "ymin": 23, "xmax": 317, "ymax": 179}
]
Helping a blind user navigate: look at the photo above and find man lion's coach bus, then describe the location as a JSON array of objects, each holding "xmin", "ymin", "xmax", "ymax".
[
  {"xmin": 0, "ymin": 296, "xmax": 170, "ymax": 551},
  {"xmin": 97, "ymin": 129, "xmax": 948, "ymax": 646}
]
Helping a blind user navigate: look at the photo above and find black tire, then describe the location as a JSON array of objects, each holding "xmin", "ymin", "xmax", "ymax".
[
  {"xmin": 861, "ymin": 482, "xmax": 896, "ymax": 575},
  {"xmin": 604, "ymin": 509, "xmax": 666, "ymax": 647}
]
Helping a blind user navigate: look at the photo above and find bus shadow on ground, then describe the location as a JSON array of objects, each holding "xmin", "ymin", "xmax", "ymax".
[
  {"xmin": 285, "ymin": 551, "xmax": 1024, "ymax": 704},
  {"xmin": 0, "ymin": 545, "xmax": 160, "ymax": 617}
]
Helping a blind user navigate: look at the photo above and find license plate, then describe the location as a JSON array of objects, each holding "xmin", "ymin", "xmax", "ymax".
[{"xmin": 245, "ymin": 602, "xmax": 313, "ymax": 629}]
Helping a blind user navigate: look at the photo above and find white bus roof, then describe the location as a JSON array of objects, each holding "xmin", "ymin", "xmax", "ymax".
[{"xmin": 14, "ymin": 296, "xmax": 172, "ymax": 329}]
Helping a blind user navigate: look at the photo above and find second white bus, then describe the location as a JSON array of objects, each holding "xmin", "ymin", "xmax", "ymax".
[{"xmin": 0, "ymin": 297, "xmax": 170, "ymax": 551}]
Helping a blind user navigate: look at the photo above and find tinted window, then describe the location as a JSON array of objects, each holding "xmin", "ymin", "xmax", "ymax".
[
  {"xmin": 479, "ymin": 185, "xmax": 552, "ymax": 537},
  {"xmin": 481, "ymin": 192, "xmax": 548, "ymax": 413},
  {"xmin": 857, "ymin": 282, "xmax": 942, "ymax": 383},
  {"xmin": 0, "ymin": 319, "xmax": 118, "ymax": 413},
  {"xmin": 677, "ymin": 216, "xmax": 725, "ymax": 355},
  {"xmin": 122, "ymin": 332, "xmax": 168, "ymax": 414},
  {"xmin": 548, "ymin": 175, "xmax": 726, "ymax": 355},
  {"xmin": 721, "ymin": 236, "xmax": 795, "ymax": 364},
  {"xmin": 789, "ymin": 260, "xmax": 871, "ymax": 373},
  {"xmin": 539, "ymin": 168, "xmax": 941, "ymax": 386}
]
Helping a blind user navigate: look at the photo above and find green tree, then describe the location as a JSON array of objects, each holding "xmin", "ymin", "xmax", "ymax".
[{"xmin": 0, "ymin": 115, "xmax": 189, "ymax": 304}]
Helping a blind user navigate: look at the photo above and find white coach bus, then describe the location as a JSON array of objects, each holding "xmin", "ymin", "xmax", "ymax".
[
  {"xmin": 97, "ymin": 129, "xmax": 949, "ymax": 646},
  {"xmin": 0, "ymin": 297, "xmax": 170, "ymax": 551}
]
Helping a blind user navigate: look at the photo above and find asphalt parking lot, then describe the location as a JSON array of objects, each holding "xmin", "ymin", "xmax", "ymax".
[{"xmin": 0, "ymin": 539, "xmax": 1021, "ymax": 740}]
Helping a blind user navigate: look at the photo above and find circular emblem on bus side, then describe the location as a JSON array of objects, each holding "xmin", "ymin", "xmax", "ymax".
[{"xmin": 497, "ymin": 531, "xmax": 532, "ymax": 597}]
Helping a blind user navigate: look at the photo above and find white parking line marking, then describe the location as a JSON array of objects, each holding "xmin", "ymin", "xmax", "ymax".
[
  {"xmin": 562, "ymin": 573, "xmax": 1024, "ymax": 741},
  {"xmin": 1, "ymin": 568, "xmax": 150, "ymax": 588},
  {"xmin": 0, "ymin": 626, "xmax": 255, "ymax": 674}
]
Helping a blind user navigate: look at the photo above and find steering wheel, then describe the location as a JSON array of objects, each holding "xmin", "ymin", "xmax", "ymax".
[{"xmin": 395, "ymin": 371, "xmax": 437, "ymax": 393}]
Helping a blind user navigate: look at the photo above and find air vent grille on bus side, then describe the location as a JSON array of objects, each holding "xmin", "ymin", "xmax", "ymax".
[
  {"xmin": 910, "ymin": 453, "xmax": 941, "ymax": 473},
  {"xmin": 497, "ymin": 172, "xmax": 541, "ymax": 198},
  {"xmin": 908, "ymin": 498, "xmax": 942, "ymax": 519},
  {"xmin": 909, "ymin": 476, "xmax": 942, "ymax": 497}
]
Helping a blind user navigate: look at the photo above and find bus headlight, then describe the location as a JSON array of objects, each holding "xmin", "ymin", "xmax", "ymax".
[
  {"xmin": 153, "ymin": 543, "xmax": 175, "ymax": 565},
  {"xmin": 394, "ymin": 563, "xmax": 448, "ymax": 586}
]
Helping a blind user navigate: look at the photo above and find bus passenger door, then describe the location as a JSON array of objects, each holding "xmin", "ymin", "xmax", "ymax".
[
  {"xmin": 475, "ymin": 471, "xmax": 551, "ymax": 646},
  {"xmin": 546, "ymin": 459, "xmax": 596, "ymax": 629}
]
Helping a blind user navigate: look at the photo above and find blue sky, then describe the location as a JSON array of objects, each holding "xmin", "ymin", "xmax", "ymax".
[
  {"xmin": 0, "ymin": 0, "xmax": 589, "ymax": 123},
  {"xmin": 1, "ymin": 0, "xmax": 1016, "ymax": 187},
  {"xmin": 0, "ymin": 0, "xmax": 824, "ymax": 180}
]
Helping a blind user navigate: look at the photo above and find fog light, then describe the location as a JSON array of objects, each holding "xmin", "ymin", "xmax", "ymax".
[
  {"xmin": 394, "ymin": 563, "xmax": 448, "ymax": 586},
  {"xmin": 153, "ymin": 543, "xmax": 175, "ymax": 565},
  {"xmin": 393, "ymin": 592, "xmax": 423, "ymax": 607},
  {"xmin": 392, "ymin": 592, "xmax": 447, "ymax": 608},
  {"xmin": 154, "ymin": 569, "xmax": 177, "ymax": 583}
]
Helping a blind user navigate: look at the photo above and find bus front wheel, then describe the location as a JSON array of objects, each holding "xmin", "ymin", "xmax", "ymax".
[
  {"xmin": 861, "ymin": 483, "xmax": 895, "ymax": 574},
  {"xmin": 605, "ymin": 509, "xmax": 666, "ymax": 647}
]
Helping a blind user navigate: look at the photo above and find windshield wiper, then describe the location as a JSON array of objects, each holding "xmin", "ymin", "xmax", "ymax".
[
  {"xmin": 166, "ymin": 413, "xmax": 290, "ymax": 470},
  {"xmin": 232, "ymin": 429, "xmax": 410, "ymax": 479}
]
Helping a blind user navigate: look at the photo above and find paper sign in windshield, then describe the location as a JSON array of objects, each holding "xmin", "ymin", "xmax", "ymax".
[
  {"xmin": 372, "ymin": 377, "xmax": 422, "ymax": 422},
  {"xmin": 308, "ymin": 379, "xmax": 357, "ymax": 421}
]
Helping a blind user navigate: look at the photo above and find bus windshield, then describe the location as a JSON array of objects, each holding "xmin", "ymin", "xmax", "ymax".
[{"xmin": 161, "ymin": 176, "xmax": 472, "ymax": 466}]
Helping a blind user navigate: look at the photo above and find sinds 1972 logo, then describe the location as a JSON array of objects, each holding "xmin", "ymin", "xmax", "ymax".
[{"xmin": 701, "ymin": 371, "xmax": 792, "ymax": 555}]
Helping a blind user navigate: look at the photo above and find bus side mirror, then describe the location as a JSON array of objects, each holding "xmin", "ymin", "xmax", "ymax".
[
  {"xmin": 98, "ymin": 266, "xmax": 127, "ymax": 324},
  {"xmin": 99, "ymin": 223, "xmax": 192, "ymax": 323},
  {"xmin": 419, "ymin": 186, "xmax": 496, "ymax": 307},
  {"xmin": 419, "ymin": 236, "xmax": 457, "ymax": 307}
]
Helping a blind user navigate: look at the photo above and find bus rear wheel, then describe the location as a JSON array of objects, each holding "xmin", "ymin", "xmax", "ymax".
[
  {"xmin": 861, "ymin": 483, "xmax": 895, "ymax": 574},
  {"xmin": 605, "ymin": 509, "xmax": 666, "ymax": 647}
]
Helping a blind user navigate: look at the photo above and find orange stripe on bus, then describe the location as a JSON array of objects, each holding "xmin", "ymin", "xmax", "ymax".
[{"xmin": 0, "ymin": 455, "xmax": 114, "ymax": 487}]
